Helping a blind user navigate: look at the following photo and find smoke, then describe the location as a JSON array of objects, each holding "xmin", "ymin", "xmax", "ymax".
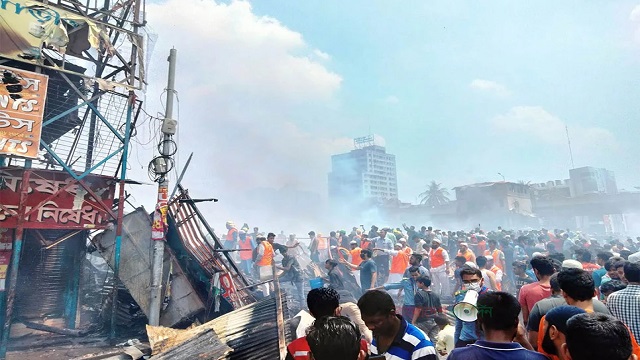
[{"xmin": 126, "ymin": 0, "xmax": 353, "ymax": 233}]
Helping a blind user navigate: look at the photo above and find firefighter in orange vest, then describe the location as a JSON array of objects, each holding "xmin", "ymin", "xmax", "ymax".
[
  {"xmin": 373, "ymin": 243, "xmax": 409, "ymax": 296},
  {"xmin": 349, "ymin": 240, "xmax": 363, "ymax": 287},
  {"xmin": 237, "ymin": 230, "xmax": 254, "ymax": 275},
  {"xmin": 429, "ymin": 238, "xmax": 450, "ymax": 298},
  {"xmin": 225, "ymin": 221, "xmax": 238, "ymax": 250},
  {"xmin": 255, "ymin": 235, "xmax": 275, "ymax": 296},
  {"xmin": 317, "ymin": 233, "xmax": 328, "ymax": 261},
  {"xmin": 484, "ymin": 239, "xmax": 505, "ymax": 271},
  {"xmin": 487, "ymin": 256, "xmax": 503, "ymax": 291},
  {"xmin": 349, "ymin": 241, "xmax": 363, "ymax": 266}
]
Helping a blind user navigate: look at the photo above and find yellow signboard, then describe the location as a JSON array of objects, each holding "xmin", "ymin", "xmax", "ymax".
[
  {"xmin": 0, "ymin": 1, "xmax": 106, "ymax": 63},
  {"xmin": 0, "ymin": 65, "xmax": 49, "ymax": 159}
]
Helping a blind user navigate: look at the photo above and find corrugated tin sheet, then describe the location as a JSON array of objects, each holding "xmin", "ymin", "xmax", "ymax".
[
  {"xmin": 150, "ymin": 328, "xmax": 232, "ymax": 360},
  {"xmin": 168, "ymin": 192, "xmax": 256, "ymax": 310},
  {"xmin": 148, "ymin": 294, "xmax": 292, "ymax": 360},
  {"xmin": 15, "ymin": 229, "xmax": 85, "ymax": 320}
]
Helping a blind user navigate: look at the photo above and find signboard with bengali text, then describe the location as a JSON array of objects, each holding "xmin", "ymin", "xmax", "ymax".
[
  {"xmin": 0, "ymin": 168, "xmax": 116, "ymax": 229},
  {"xmin": 0, "ymin": 65, "xmax": 48, "ymax": 159}
]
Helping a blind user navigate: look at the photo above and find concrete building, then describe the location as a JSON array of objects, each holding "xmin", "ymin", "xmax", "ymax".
[
  {"xmin": 534, "ymin": 167, "xmax": 629, "ymax": 233},
  {"xmin": 569, "ymin": 166, "xmax": 618, "ymax": 197},
  {"xmin": 328, "ymin": 135, "xmax": 398, "ymax": 203},
  {"xmin": 453, "ymin": 182, "xmax": 536, "ymax": 229}
]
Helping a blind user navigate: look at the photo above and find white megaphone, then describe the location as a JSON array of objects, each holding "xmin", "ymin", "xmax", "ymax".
[{"xmin": 453, "ymin": 290, "xmax": 479, "ymax": 322}]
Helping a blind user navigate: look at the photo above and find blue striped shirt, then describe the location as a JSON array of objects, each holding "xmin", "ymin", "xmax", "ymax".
[{"xmin": 370, "ymin": 315, "xmax": 437, "ymax": 360}]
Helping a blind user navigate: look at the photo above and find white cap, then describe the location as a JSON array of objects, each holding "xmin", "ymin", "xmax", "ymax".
[
  {"xmin": 562, "ymin": 260, "xmax": 583, "ymax": 270},
  {"xmin": 465, "ymin": 261, "xmax": 478, "ymax": 269}
]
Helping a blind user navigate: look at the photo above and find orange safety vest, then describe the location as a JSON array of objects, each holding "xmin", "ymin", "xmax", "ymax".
[
  {"xmin": 390, "ymin": 251, "xmax": 409, "ymax": 274},
  {"xmin": 257, "ymin": 241, "xmax": 274, "ymax": 266},
  {"xmin": 429, "ymin": 247, "xmax": 446, "ymax": 268},
  {"xmin": 459, "ymin": 249, "xmax": 474, "ymax": 262},
  {"xmin": 490, "ymin": 265, "xmax": 502, "ymax": 291},
  {"xmin": 484, "ymin": 249, "xmax": 503, "ymax": 270},
  {"xmin": 317, "ymin": 236, "xmax": 327, "ymax": 250},
  {"xmin": 226, "ymin": 228, "xmax": 237, "ymax": 241},
  {"xmin": 350, "ymin": 247, "xmax": 362, "ymax": 265},
  {"xmin": 238, "ymin": 237, "xmax": 253, "ymax": 261}
]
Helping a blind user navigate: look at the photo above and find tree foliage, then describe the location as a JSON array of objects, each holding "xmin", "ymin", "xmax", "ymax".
[{"xmin": 418, "ymin": 181, "xmax": 450, "ymax": 206}]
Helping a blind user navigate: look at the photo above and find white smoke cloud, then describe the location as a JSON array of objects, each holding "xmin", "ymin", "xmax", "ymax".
[{"xmin": 128, "ymin": 0, "xmax": 351, "ymax": 231}]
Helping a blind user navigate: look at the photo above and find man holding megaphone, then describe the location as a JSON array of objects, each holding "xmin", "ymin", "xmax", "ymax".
[{"xmin": 453, "ymin": 266, "xmax": 490, "ymax": 348}]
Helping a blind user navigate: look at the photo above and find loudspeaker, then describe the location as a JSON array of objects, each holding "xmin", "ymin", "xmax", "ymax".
[{"xmin": 453, "ymin": 289, "xmax": 478, "ymax": 322}]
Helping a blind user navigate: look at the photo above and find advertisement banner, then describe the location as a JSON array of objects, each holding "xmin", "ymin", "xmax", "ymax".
[
  {"xmin": 0, "ymin": 2, "xmax": 108, "ymax": 64},
  {"xmin": 0, "ymin": 65, "xmax": 48, "ymax": 158},
  {"xmin": 0, "ymin": 168, "xmax": 116, "ymax": 229}
]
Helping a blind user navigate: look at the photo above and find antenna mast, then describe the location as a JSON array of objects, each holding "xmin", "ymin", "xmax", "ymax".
[{"xmin": 566, "ymin": 125, "xmax": 575, "ymax": 169}]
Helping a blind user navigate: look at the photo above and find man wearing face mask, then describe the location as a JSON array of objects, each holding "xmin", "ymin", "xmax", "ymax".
[
  {"xmin": 429, "ymin": 239, "xmax": 450, "ymax": 299},
  {"xmin": 448, "ymin": 292, "xmax": 545, "ymax": 360},
  {"xmin": 453, "ymin": 266, "xmax": 490, "ymax": 348}
]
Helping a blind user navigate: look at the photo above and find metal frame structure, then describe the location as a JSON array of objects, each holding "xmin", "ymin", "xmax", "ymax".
[{"xmin": 0, "ymin": 0, "xmax": 146, "ymax": 356}]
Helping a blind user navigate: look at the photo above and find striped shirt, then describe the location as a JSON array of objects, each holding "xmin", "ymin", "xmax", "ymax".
[{"xmin": 370, "ymin": 315, "xmax": 437, "ymax": 360}]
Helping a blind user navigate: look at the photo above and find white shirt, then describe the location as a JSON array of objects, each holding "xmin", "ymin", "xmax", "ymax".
[
  {"xmin": 339, "ymin": 302, "xmax": 373, "ymax": 343},
  {"xmin": 436, "ymin": 324, "xmax": 455, "ymax": 359}
]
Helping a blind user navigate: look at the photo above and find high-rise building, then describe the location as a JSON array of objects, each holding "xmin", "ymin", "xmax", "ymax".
[
  {"xmin": 328, "ymin": 135, "xmax": 398, "ymax": 203},
  {"xmin": 569, "ymin": 166, "xmax": 617, "ymax": 197}
]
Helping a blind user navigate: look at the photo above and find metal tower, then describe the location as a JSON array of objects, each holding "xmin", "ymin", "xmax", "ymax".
[{"xmin": 0, "ymin": 0, "xmax": 147, "ymax": 355}]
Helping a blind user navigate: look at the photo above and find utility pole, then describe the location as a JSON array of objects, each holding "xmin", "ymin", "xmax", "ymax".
[{"xmin": 149, "ymin": 49, "xmax": 178, "ymax": 326}]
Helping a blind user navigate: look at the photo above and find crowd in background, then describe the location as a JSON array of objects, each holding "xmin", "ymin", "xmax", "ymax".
[{"xmin": 221, "ymin": 220, "xmax": 640, "ymax": 360}]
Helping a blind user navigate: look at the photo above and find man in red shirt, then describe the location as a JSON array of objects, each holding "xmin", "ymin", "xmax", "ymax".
[
  {"xmin": 519, "ymin": 256, "xmax": 555, "ymax": 327},
  {"xmin": 576, "ymin": 249, "xmax": 600, "ymax": 273},
  {"xmin": 286, "ymin": 288, "xmax": 368, "ymax": 360}
]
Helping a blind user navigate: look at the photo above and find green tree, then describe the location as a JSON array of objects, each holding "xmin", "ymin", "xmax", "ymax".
[{"xmin": 418, "ymin": 181, "xmax": 450, "ymax": 206}]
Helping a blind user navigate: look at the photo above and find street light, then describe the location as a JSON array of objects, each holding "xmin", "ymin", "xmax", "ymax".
[{"xmin": 498, "ymin": 173, "xmax": 505, "ymax": 182}]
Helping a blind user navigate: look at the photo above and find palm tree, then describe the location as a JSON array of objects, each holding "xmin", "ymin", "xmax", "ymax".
[{"xmin": 418, "ymin": 181, "xmax": 450, "ymax": 206}]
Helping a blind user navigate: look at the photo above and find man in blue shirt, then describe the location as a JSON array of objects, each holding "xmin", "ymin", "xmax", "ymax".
[
  {"xmin": 592, "ymin": 251, "xmax": 612, "ymax": 288},
  {"xmin": 358, "ymin": 290, "xmax": 437, "ymax": 360},
  {"xmin": 342, "ymin": 249, "xmax": 377, "ymax": 291},
  {"xmin": 379, "ymin": 266, "xmax": 420, "ymax": 320},
  {"xmin": 448, "ymin": 291, "xmax": 545, "ymax": 360},
  {"xmin": 454, "ymin": 266, "xmax": 489, "ymax": 348}
]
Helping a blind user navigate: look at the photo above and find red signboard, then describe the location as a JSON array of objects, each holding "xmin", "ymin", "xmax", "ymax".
[
  {"xmin": 0, "ymin": 168, "xmax": 116, "ymax": 229},
  {"xmin": 219, "ymin": 272, "xmax": 240, "ymax": 307}
]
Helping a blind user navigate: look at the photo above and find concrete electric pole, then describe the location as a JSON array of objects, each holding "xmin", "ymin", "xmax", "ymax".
[{"xmin": 149, "ymin": 48, "xmax": 178, "ymax": 326}]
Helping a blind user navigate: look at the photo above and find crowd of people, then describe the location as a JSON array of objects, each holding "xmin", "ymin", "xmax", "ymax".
[{"xmin": 221, "ymin": 221, "xmax": 640, "ymax": 359}]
